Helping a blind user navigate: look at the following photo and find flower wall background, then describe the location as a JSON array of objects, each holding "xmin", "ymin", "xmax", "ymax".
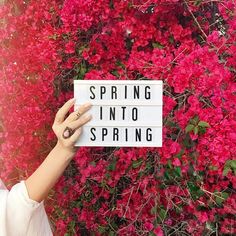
[{"xmin": 0, "ymin": 0, "xmax": 235, "ymax": 235}]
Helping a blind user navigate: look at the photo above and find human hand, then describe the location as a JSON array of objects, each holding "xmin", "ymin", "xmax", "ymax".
[{"xmin": 52, "ymin": 98, "xmax": 92, "ymax": 155}]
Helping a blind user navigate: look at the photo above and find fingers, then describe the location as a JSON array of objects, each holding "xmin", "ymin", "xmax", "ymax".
[
  {"xmin": 54, "ymin": 98, "xmax": 76, "ymax": 124},
  {"xmin": 65, "ymin": 102, "xmax": 92, "ymax": 123},
  {"xmin": 69, "ymin": 127, "xmax": 82, "ymax": 143},
  {"xmin": 69, "ymin": 113, "xmax": 92, "ymax": 130},
  {"xmin": 52, "ymin": 98, "xmax": 92, "ymax": 154}
]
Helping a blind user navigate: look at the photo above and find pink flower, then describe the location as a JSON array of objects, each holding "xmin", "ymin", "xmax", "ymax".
[
  {"xmin": 154, "ymin": 226, "xmax": 164, "ymax": 236},
  {"xmin": 170, "ymin": 142, "xmax": 181, "ymax": 155},
  {"xmin": 196, "ymin": 211, "xmax": 208, "ymax": 223},
  {"xmin": 172, "ymin": 158, "xmax": 181, "ymax": 167},
  {"xmin": 64, "ymin": 41, "xmax": 75, "ymax": 54},
  {"xmin": 144, "ymin": 222, "xmax": 154, "ymax": 231}
]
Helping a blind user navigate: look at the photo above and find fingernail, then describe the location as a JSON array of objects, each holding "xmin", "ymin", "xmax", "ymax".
[
  {"xmin": 84, "ymin": 102, "xmax": 92, "ymax": 108},
  {"xmin": 70, "ymin": 98, "xmax": 76, "ymax": 103},
  {"xmin": 85, "ymin": 114, "xmax": 92, "ymax": 119}
]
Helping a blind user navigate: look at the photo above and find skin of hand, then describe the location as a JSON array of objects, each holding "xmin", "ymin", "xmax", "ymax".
[{"xmin": 25, "ymin": 98, "xmax": 92, "ymax": 203}]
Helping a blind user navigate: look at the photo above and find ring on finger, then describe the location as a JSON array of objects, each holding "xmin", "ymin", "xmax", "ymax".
[
  {"xmin": 76, "ymin": 111, "xmax": 81, "ymax": 118},
  {"xmin": 63, "ymin": 126, "xmax": 74, "ymax": 139}
]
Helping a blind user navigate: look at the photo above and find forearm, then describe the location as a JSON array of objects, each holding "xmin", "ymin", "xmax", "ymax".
[
  {"xmin": 24, "ymin": 98, "xmax": 91, "ymax": 203},
  {"xmin": 25, "ymin": 142, "xmax": 75, "ymax": 203}
]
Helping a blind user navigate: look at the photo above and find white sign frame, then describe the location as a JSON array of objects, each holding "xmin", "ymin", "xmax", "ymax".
[{"xmin": 74, "ymin": 80, "xmax": 163, "ymax": 147}]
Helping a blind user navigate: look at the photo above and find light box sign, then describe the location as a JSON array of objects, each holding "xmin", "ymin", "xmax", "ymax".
[{"xmin": 74, "ymin": 80, "xmax": 163, "ymax": 147}]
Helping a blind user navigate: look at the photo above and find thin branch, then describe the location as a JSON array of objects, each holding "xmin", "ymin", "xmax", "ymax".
[{"xmin": 184, "ymin": 0, "xmax": 208, "ymax": 39}]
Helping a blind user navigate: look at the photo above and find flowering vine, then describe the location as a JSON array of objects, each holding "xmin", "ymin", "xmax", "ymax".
[{"xmin": 0, "ymin": 0, "xmax": 235, "ymax": 235}]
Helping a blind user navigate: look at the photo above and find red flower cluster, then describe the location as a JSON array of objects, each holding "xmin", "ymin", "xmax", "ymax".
[{"xmin": 0, "ymin": 0, "xmax": 235, "ymax": 235}]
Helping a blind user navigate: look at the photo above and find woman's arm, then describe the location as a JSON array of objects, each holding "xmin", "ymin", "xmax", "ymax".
[
  {"xmin": 24, "ymin": 142, "xmax": 75, "ymax": 203},
  {"xmin": 25, "ymin": 98, "xmax": 92, "ymax": 203}
]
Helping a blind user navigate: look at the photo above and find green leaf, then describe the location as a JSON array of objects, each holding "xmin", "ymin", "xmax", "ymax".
[
  {"xmin": 187, "ymin": 182, "xmax": 204, "ymax": 200},
  {"xmin": 110, "ymin": 70, "xmax": 120, "ymax": 78},
  {"xmin": 194, "ymin": 126, "xmax": 199, "ymax": 135},
  {"xmin": 185, "ymin": 124, "xmax": 195, "ymax": 133},
  {"xmin": 149, "ymin": 232, "xmax": 156, "ymax": 236},
  {"xmin": 98, "ymin": 225, "xmax": 107, "ymax": 234},
  {"xmin": 68, "ymin": 220, "xmax": 76, "ymax": 228},
  {"xmin": 206, "ymin": 222, "xmax": 216, "ymax": 231},
  {"xmin": 230, "ymin": 160, "xmax": 236, "ymax": 169},
  {"xmin": 223, "ymin": 166, "xmax": 231, "ymax": 176},
  {"xmin": 215, "ymin": 192, "xmax": 229, "ymax": 205},
  {"xmin": 183, "ymin": 134, "xmax": 195, "ymax": 148},
  {"xmin": 109, "ymin": 188, "xmax": 115, "ymax": 194},
  {"xmin": 158, "ymin": 208, "xmax": 167, "ymax": 222},
  {"xmin": 165, "ymin": 119, "xmax": 179, "ymax": 128},
  {"xmin": 101, "ymin": 180, "xmax": 107, "ymax": 188},
  {"xmin": 222, "ymin": 192, "xmax": 229, "ymax": 199},
  {"xmin": 115, "ymin": 60, "xmax": 126, "ymax": 69},
  {"xmin": 108, "ymin": 231, "xmax": 116, "ymax": 236},
  {"xmin": 107, "ymin": 159, "xmax": 117, "ymax": 171},
  {"xmin": 169, "ymin": 35, "xmax": 175, "ymax": 44},
  {"xmin": 164, "ymin": 171, "xmax": 171, "ymax": 180},
  {"xmin": 198, "ymin": 126, "xmax": 207, "ymax": 135},
  {"xmin": 62, "ymin": 186, "xmax": 69, "ymax": 194},
  {"xmin": 137, "ymin": 170, "xmax": 144, "ymax": 179},
  {"xmin": 188, "ymin": 182, "xmax": 199, "ymax": 192},
  {"xmin": 151, "ymin": 206, "xmax": 157, "ymax": 215},
  {"xmin": 176, "ymin": 149, "xmax": 185, "ymax": 158},
  {"xmin": 152, "ymin": 42, "xmax": 164, "ymax": 49},
  {"xmin": 167, "ymin": 160, "xmax": 172, "ymax": 168},
  {"xmin": 209, "ymin": 165, "xmax": 218, "ymax": 171},
  {"xmin": 105, "ymin": 173, "xmax": 111, "ymax": 179},
  {"xmin": 132, "ymin": 159, "xmax": 143, "ymax": 169},
  {"xmin": 90, "ymin": 161, "xmax": 96, "ymax": 167},
  {"xmin": 48, "ymin": 34, "xmax": 58, "ymax": 40},
  {"xmin": 74, "ymin": 61, "xmax": 87, "ymax": 80},
  {"xmin": 174, "ymin": 167, "xmax": 182, "ymax": 177},
  {"xmin": 198, "ymin": 121, "xmax": 210, "ymax": 127},
  {"xmin": 77, "ymin": 45, "xmax": 87, "ymax": 55},
  {"xmin": 194, "ymin": 0, "xmax": 203, "ymax": 6},
  {"xmin": 191, "ymin": 115, "xmax": 200, "ymax": 125},
  {"xmin": 223, "ymin": 160, "xmax": 236, "ymax": 176}
]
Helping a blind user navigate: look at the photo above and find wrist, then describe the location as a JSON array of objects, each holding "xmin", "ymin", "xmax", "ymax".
[{"xmin": 54, "ymin": 141, "xmax": 77, "ymax": 161}]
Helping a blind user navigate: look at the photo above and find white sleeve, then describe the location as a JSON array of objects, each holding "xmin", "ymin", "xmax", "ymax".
[{"xmin": 5, "ymin": 180, "xmax": 53, "ymax": 236}]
